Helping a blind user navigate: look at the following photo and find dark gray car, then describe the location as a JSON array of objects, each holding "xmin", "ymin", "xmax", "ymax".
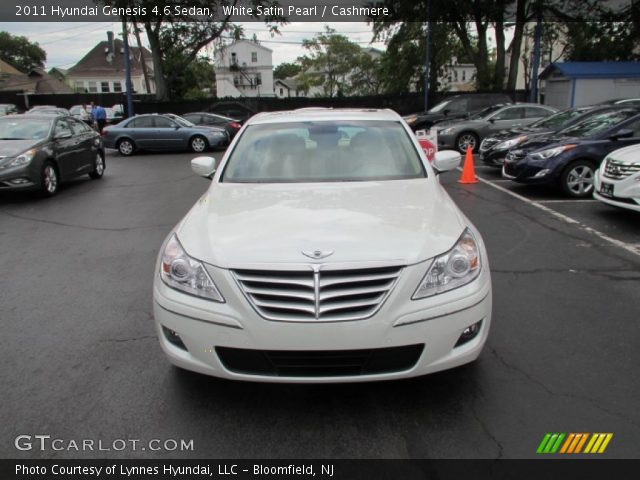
[
  {"xmin": 102, "ymin": 113, "xmax": 229, "ymax": 156},
  {"xmin": 0, "ymin": 114, "xmax": 105, "ymax": 196},
  {"xmin": 437, "ymin": 103, "xmax": 558, "ymax": 153}
]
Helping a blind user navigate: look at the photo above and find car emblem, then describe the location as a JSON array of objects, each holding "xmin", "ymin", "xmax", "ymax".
[{"xmin": 302, "ymin": 250, "xmax": 334, "ymax": 260}]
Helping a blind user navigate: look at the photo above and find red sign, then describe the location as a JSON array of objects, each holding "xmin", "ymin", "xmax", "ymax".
[{"xmin": 418, "ymin": 138, "xmax": 437, "ymax": 161}]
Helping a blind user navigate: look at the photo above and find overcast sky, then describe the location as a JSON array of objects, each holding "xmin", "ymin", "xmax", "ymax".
[{"xmin": 0, "ymin": 22, "xmax": 387, "ymax": 70}]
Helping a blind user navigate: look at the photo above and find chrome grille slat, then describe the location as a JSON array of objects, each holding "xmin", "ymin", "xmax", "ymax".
[
  {"xmin": 604, "ymin": 159, "xmax": 640, "ymax": 180},
  {"xmin": 233, "ymin": 266, "xmax": 403, "ymax": 322}
]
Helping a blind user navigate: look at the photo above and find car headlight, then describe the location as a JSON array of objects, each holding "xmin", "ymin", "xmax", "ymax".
[
  {"xmin": 8, "ymin": 148, "xmax": 37, "ymax": 167},
  {"xmin": 160, "ymin": 234, "xmax": 224, "ymax": 302},
  {"xmin": 494, "ymin": 135, "xmax": 527, "ymax": 151},
  {"xmin": 439, "ymin": 127, "xmax": 455, "ymax": 135},
  {"xmin": 530, "ymin": 144, "xmax": 576, "ymax": 161},
  {"xmin": 413, "ymin": 229, "xmax": 481, "ymax": 299}
]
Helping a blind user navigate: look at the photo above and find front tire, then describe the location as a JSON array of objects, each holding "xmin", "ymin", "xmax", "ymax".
[
  {"xmin": 456, "ymin": 132, "xmax": 479, "ymax": 153},
  {"xmin": 190, "ymin": 135, "xmax": 208, "ymax": 153},
  {"xmin": 117, "ymin": 138, "xmax": 135, "ymax": 156},
  {"xmin": 88, "ymin": 152, "xmax": 105, "ymax": 179},
  {"xmin": 40, "ymin": 162, "xmax": 59, "ymax": 197},
  {"xmin": 560, "ymin": 160, "xmax": 596, "ymax": 198}
]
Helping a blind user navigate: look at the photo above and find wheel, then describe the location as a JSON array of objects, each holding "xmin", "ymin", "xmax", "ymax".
[
  {"xmin": 456, "ymin": 132, "xmax": 479, "ymax": 153},
  {"xmin": 560, "ymin": 160, "xmax": 596, "ymax": 198},
  {"xmin": 40, "ymin": 162, "xmax": 59, "ymax": 197},
  {"xmin": 88, "ymin": 152, "xmax": 105, "ymax": 179},
  {"xmin": 117, "ymin": 138, "xmax": 135, "ymax": 156},
  {"xmin": 190, "ymin": 135, "xmax": 208, "ymax": 153}
]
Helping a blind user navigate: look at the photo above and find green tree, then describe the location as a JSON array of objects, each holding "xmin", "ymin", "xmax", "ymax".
[
  {"xmin": 0, "ymin": 31, "xmax": 46, "ymax": 72},
  {"xmin": 274, "ymin": 62, "xmax": 301, "ymax": 80},
  {"xmin": 298, "ymin": 27, "xmax": 363, "ymax": 97},
  {"xmin": 563, "ymin": 21, "xmax": 639, "ymax": 61}
]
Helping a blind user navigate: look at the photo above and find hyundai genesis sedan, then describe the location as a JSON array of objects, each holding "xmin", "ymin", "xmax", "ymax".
[{"xmin": 153, "ymin": 109, "xmax": 492, "ymax": 382}]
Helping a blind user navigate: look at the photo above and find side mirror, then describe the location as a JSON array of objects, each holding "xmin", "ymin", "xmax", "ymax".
[
  {"xmin": 488, "ymin": 118, "xmax": 496, "ymax": 123},
  {"xmin": 609, "ymin": 129, "xmax": 633, "ymax": 141},
  {"xmin": 191, "ymin": 156, "xmax": 217, "ymax": 178},
  {"xmin": 443, "ymin": 109, "xmax": 450, "ymax": 115},
  {"xmin": 432, "ymin": 150, "xmax": 461, "ymax": 174}
]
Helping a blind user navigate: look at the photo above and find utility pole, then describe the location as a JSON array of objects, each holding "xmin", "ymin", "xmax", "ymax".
[
  {"xmin": 529, "ymin": 6, "xmax": 543, "ymax": 103},
  {"xmin": 122, "ymin": 18, "xmax": 134, "ymax": 117},
  {"xmin": 423, "ymin": 0, "xmax": 432, "ymax": 112},
  {"xmin": 132, "ymin": 19, "xmax": 152, "ymax": 94}
]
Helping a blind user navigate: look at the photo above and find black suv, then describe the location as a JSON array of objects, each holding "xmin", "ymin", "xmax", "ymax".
[{"xmin": 404, "ymin": 93, "xmax": 513, "ymax": 131}]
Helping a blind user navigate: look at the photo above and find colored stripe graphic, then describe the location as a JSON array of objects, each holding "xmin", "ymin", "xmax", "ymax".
[{"xmin": 538, "ymin": 433, "xmax": 613, "ymax": 454}]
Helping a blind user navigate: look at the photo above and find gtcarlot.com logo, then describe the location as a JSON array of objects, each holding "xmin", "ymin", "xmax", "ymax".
[{"xmin": 536, "ymin": 433, "xmax": 613, "ymax": 454}]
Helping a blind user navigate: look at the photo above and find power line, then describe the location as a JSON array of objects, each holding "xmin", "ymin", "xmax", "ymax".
[{"xmin": 39, "ymin": 23, "xmax": 112, "ymax": 45}]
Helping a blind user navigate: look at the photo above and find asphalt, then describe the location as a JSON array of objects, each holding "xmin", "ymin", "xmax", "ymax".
[{"xmin": 0, "ymin": 150, "xmax": 638, "ymax": 459}]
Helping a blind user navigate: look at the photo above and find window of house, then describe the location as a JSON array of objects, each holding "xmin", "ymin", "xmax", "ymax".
[
  {"xmin": 231, "ymin": 52, "xmax": 237, "ymax": 65},
  {"xmin": 255, "ymin": 73, "xmax": 262, "ymax": 86},
  {"xmin": 74, "ymin": 81, "xmax": 84, "ymax": 92},
  {"xmin": 234, "ymin": 76, "xmax": 240, "ymax": 86},
  {"xmin": 87, "ymin": 81, "xmax": 98, "ymax": 93},
  {"xmin": 462, "ymin": 70, "xmax": 466, "ymax": 81},
  {"xmin": 280, "ymin": 87, "xmax": 284, "ymax": 96},
  {"xmin": 251, "ymin": 52, "xmax": 258, "ymax": 63},
  {"xmin": 101, "ymin": 81, "xmax": 110, "ymax": 93},
  {"xmin": 113, "ymin": 81, "xmax": 122, "ymax": 93}
]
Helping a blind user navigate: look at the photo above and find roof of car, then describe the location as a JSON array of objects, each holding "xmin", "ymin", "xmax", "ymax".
[
  {"xmin": 7, "ymin": 113, "xmax": 61, "ymax": 119},
  {"xmin": 248, "ymin": 108, "xmax": 401, "ymax": 125}
]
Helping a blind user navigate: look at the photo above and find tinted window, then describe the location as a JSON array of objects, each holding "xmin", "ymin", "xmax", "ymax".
[
  {"xmin": 153, "ymin": 117, "xmax": 176, "ymax": 128},
  {"xmin": 558, "ymin": 111, "xmax": 638, "ymax": 138},
  {"xmin": 491, "ymin": 107, "xmax": 524, "ymax": 120},
  {"xmin": 127, "ymin": 117, "xmax": 154, "ymax": 128},
  {"xmin": 532, "ymin": 108, "xmax": 585, "ymax": 129},
  {"xmin": 619, "ymin": 118, "xmax": 640, "ymax": 137},
  {"xmin": 525, "ymin": 107, "xmax": 552, "ymax": 118},
  {"xmin": 182, "ymin": 114, "xmax": 201, "ymax": 124},
  {"xmin": 54, "ymin": 119, "xmax": 72, "ymax": 137},
  {"xmin": 68, "ymin": 119, "xmax": 86, "ymax": 135},
  {"xmin": 222, "ymin": 121, "xmax": 426, "ymax": 183}
]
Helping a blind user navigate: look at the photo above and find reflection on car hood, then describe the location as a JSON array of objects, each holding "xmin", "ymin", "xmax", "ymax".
[
  {"xmin": 177, "ymin": 179, "xmax": 466, "ymax": 268},
  {"xmin": 518, "ymin": 135, "xmax": 580, "ymax": 152},
  {"xmin": 606, "ymin": 144, "xmax": 640, "ymax": 164},
  {"xmin": 492, "ymin": 126, "xmax": 551, "ymax": 141},
  {"xmin": 0, "ymin": 139, "xmax": 43, "ymax": 158}
]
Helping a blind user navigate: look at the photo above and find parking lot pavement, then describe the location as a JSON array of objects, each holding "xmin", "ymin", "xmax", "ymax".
[{"xmin": 1, "ymin": 151, "xmax": 639, "ymax": 459}]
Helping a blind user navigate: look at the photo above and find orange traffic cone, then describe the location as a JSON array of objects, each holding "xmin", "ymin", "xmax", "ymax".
[{"xmin": 458, "ymin": 146, "xmax": 478, "ymax": 184}]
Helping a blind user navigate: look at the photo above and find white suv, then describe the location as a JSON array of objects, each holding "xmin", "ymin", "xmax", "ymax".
[{"xmin": 153, "ymin": 109, "xmax": 492, "ymax": 382}]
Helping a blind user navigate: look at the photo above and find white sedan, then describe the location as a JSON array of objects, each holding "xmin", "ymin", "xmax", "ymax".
[
  {"xmin": 153, "ymin": 108, "xmax": 492, "ymax": 382},
  {"xmin": 594, "ymin": 144, "xmax": 640, "ymax": 212}
]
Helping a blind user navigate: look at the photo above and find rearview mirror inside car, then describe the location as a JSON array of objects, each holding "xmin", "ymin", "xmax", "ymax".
[
  {"xmin": 432, "ymin": 150, "xmax": 461, "ymax": 174},
  {"xmin": 191, "ymin": 156, "xmax": 217, "ymax": 178}
]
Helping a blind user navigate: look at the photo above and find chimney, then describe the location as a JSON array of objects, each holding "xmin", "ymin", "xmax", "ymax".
[{"xmin": 107, "ymin": 31, "xmax": 115, "ymax": 53}]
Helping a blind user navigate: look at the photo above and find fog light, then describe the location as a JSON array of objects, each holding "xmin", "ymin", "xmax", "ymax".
[
  {"xmin": 533, "ymin": 169, "xmax": 551, "ymax": 178},
  {"xmin": 9, "ymin": 178, "xmax": 30, "ymax": 185},
  {"xmin": 162, "ymin": 326, "xmax": 187, "ymax": 351},
  {"xmin": 455, "ymin": 320, "xmax": 482, "ymax": 347}
]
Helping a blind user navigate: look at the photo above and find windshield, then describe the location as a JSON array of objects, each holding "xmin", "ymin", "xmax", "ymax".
[
  {"xmin": 70, "ymin": 106, "xmax": 86, "ymax": 114},
  {"xmin": 470, "ymin": 105, "xmax": 504, "ymax": 120},
  {"xmin": 222, "ymin": 120, "xmax": 426, "ymax": 183},
  {"xmin": 532, "ymin": 108, "xmax": 586, "ymax": 129},
  {"xmin": 427, "ymin": 100, "xmax": 450, "ymax": 114},
  {"xmin": 556, "ymin": 110, "xmax": 638, "ymax": 138},
  {"xmin": 0, "ymin": 117, "xmax": 53, "ymax": 140}
]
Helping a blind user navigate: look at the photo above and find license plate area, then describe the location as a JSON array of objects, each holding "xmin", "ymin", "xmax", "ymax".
[{"xmin": 600, "ymin": 182, "xmax": 614, "ymax": 197}]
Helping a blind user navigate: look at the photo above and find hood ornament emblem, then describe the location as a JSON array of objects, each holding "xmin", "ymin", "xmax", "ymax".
[{"xmin": 302, "ymin": 250, "xmax": 334, "ymax": 260}]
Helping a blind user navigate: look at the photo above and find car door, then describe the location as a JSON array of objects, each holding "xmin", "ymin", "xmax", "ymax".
[
  {"xmin": 486, "ymin": 106, "xmax": 526, "ymax": 135},
  {"xmin": 152, "ymin": 116, "xmax": 184, "ymax": 149},
  {"xmin": 52, "ymin": 119, "xmax": 79, "ymax": 179},
  {"xmin": 126, "ymin": 116, "xmax": 154, "ymax": 148},
  {"xmin": 68, "ymin": 119, "xmax": 93, "ymax": 172}
]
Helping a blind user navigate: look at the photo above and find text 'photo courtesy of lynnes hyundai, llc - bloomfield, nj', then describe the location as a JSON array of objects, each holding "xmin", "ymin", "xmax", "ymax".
[{"xmin": 0, "ymin": 1, "xmax": 639, "ymax": 479}]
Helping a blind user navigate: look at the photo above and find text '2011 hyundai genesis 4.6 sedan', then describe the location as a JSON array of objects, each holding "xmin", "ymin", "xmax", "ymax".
[{"xmin": 153, "ymin": 108, "xmax": 492, "ymax": 383}]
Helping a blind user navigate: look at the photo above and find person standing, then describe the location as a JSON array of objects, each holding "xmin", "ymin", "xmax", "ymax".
[{"xmin": 92, "ymin": 102, "xmax": 107, "ymax": 132}]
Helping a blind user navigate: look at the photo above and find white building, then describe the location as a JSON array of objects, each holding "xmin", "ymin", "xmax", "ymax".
[
  {"xmin": 439, "ymin": 58, "xmax": 477, "ymax": 92},
  {"xmin": 214, "ymin": 40, "xmax": 274, "ymax": 98}
]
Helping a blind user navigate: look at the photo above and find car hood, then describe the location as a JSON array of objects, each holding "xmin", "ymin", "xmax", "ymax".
[
  {"xmin": 605, "ymin": 144, "xmax": 640, "ymax": 164},
  {"xmin": 492, "ymin": 126, "xmax": 551, "ymax": 141},
  {"xmin": 176, "ymin": 179, "xmax": 467, "ymax": 269},
  {"xmin": 0, "ymin": 139, "xmax": 43, "ymax": 158},
  {"xmin": 518, "ymin": 135, "xmax": 581, "ymax": 153}
]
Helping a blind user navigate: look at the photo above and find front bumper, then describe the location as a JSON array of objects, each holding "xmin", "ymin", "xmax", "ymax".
[
  {"xmin": 502, "ymin": 158, "xmax": 557, "ymax": 185},
  {"xmin": 480, "ymin": 149, "xmax": 508, "ymax": 167},
  {"xmin": 153, "ymin": 256, "xmax": 492, "ymax": 383},
  {"xmin": 0, "ymin": 162, "xmax": 40, "ymax": 190},
  {"xmin": 593, "ymin": 169, "xmax": 640, "ymax": 212}
]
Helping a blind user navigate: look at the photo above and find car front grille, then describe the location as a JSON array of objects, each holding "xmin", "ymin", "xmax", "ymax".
[
  {"xmin": 480, "ymin": 137, "xmax": 500, "ymax": 152},
  {"xmin": 232, "ymin": 265, "xmax": 403, "ymax": 322},
  {"xmin": 604, "ymin": 158, "xmax": 640, "ymax": 180},
  {"xmin": 216, "ymin": 344, "xmax": 424, "ymax": 377}
]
